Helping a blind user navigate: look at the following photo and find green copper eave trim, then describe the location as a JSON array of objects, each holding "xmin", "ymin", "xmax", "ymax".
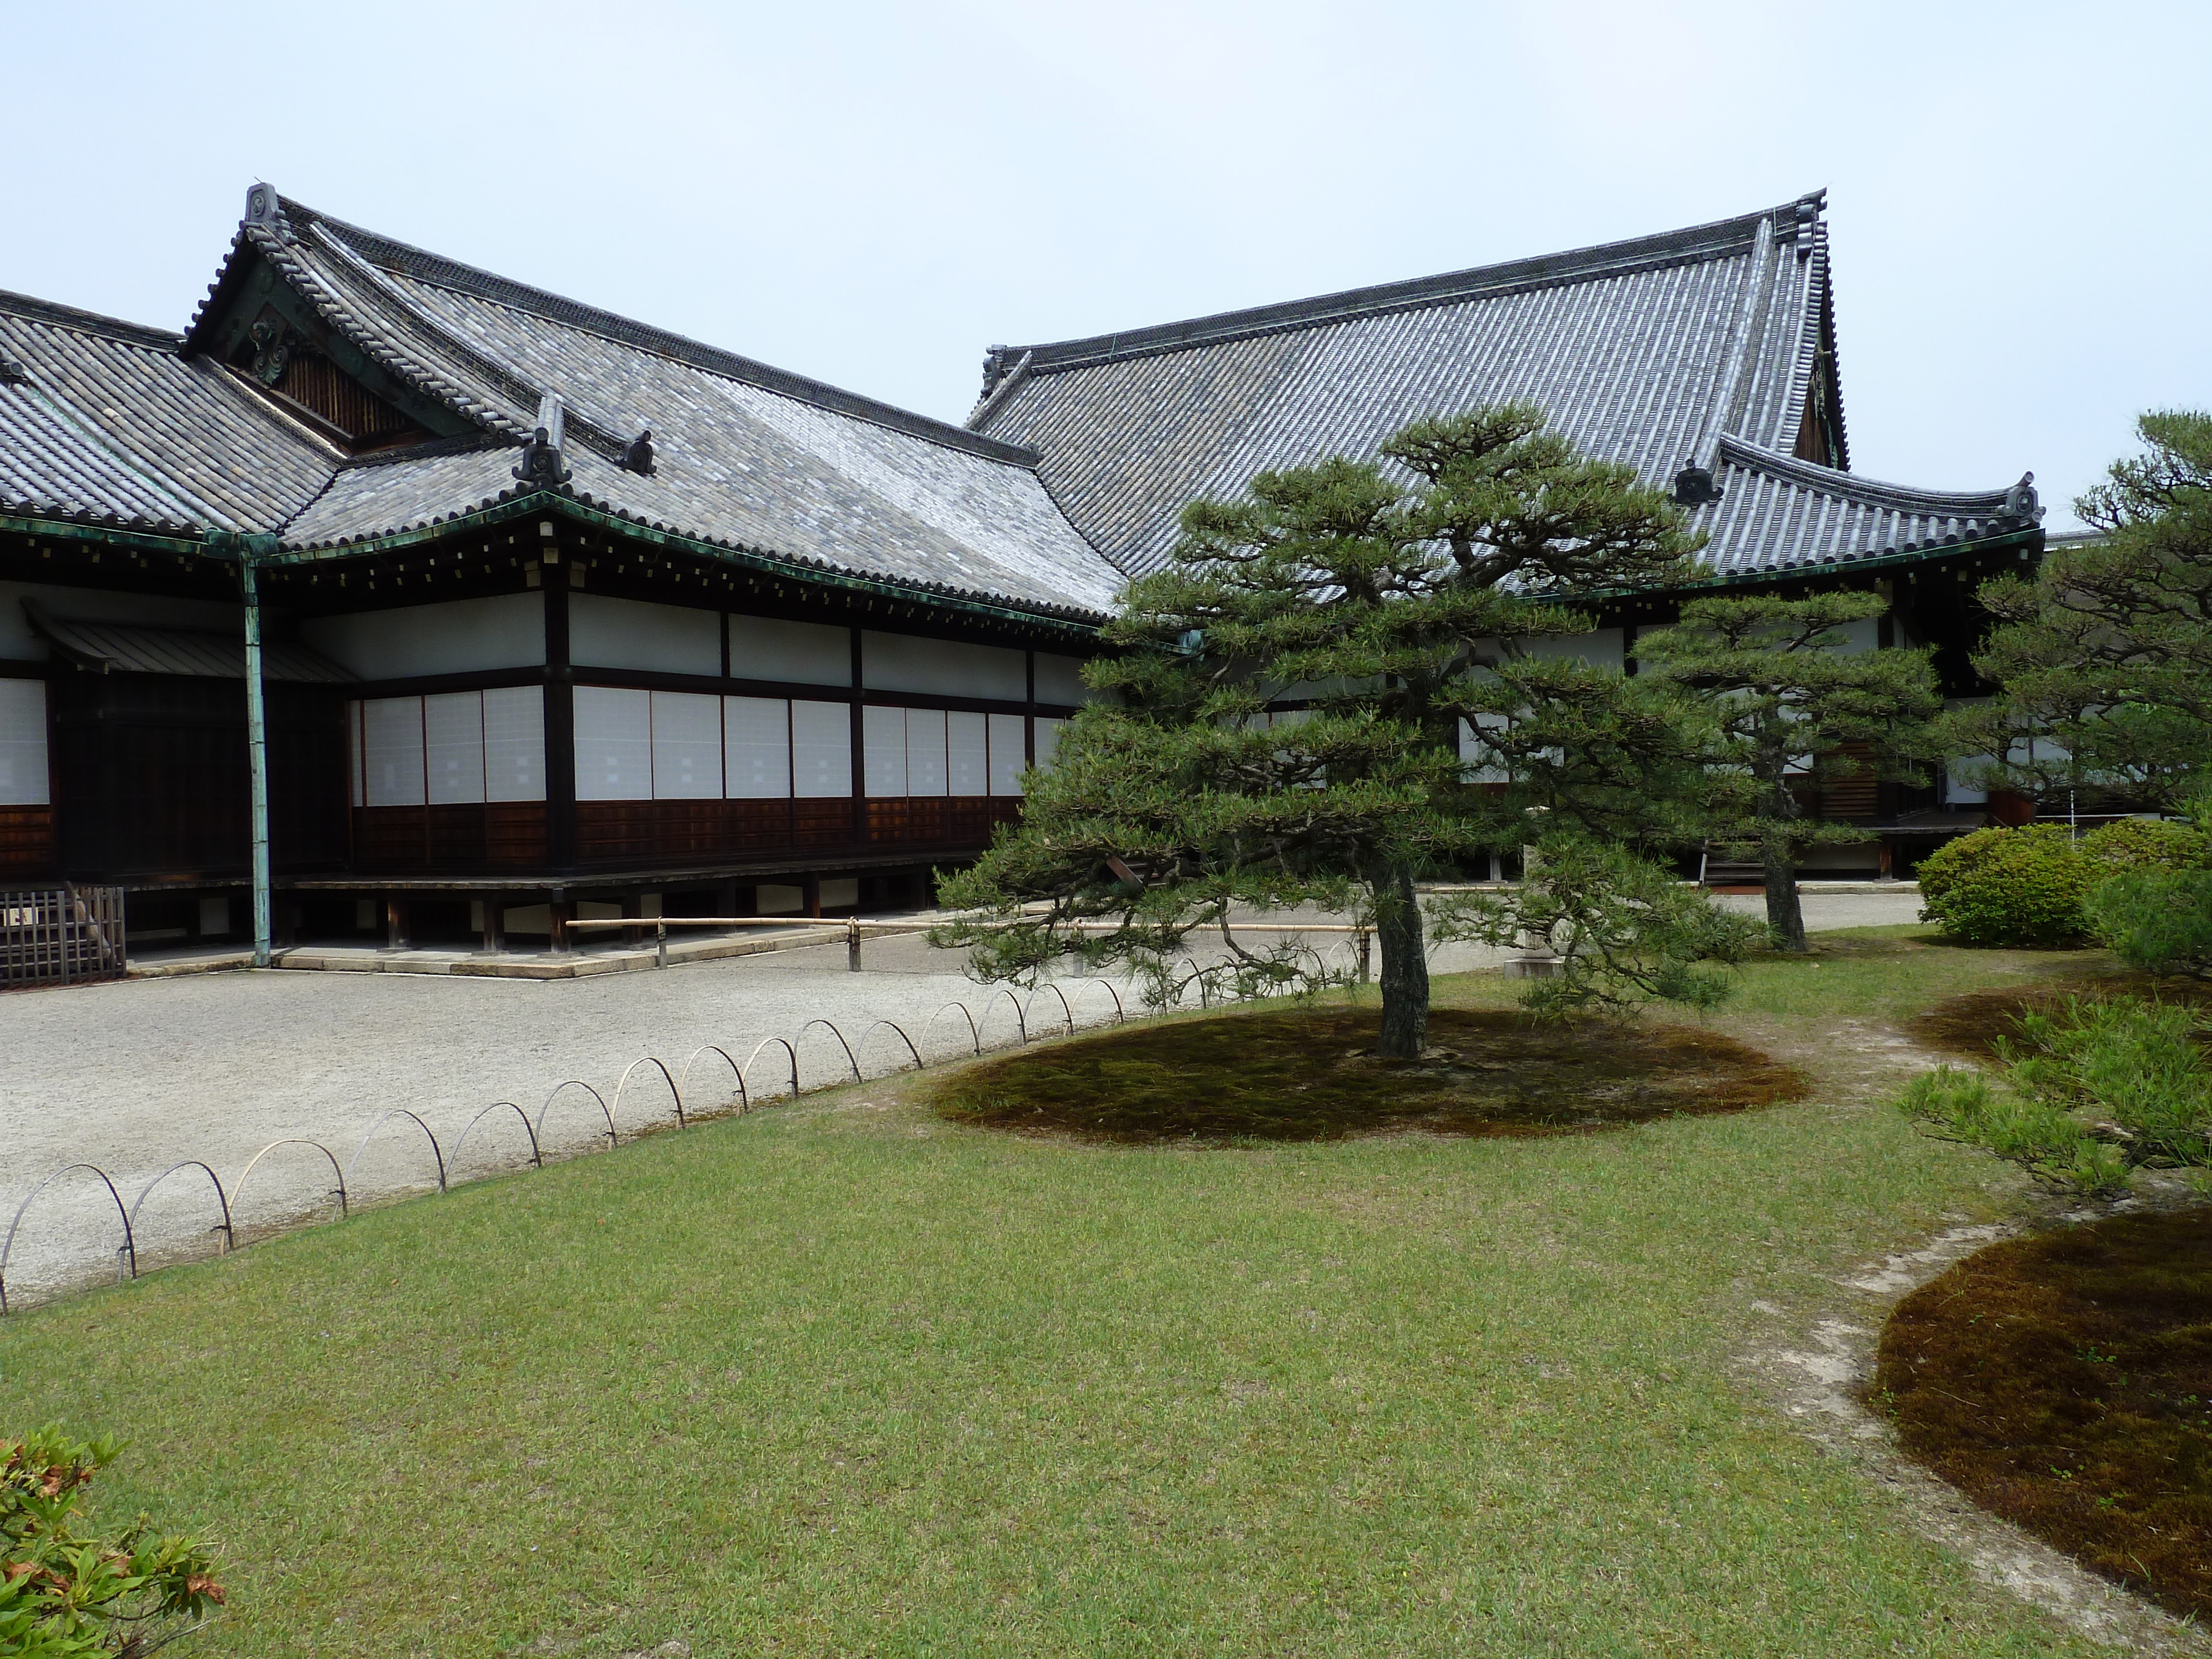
[
  {"xmin": 262, "ymin": 493, "xmax": 1109, "ymax": 638},
  {"xmin": 1, "ymin": 512, "xmax": 208, "ymax": 557}
]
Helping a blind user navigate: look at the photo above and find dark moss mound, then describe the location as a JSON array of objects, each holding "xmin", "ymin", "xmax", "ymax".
[
  {"xmin": 931, "ymin": 1006, "xmax": 1808, "ymax": 1145},
  {"xmin": 1876, "ymin": 1209, "xmax": 2212, "ymax": 1620},
  {"xmin": 1908, "ymin": 977, "xmax": 2212, "ymax": 1063}
]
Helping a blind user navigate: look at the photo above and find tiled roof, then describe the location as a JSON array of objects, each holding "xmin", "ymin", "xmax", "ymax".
[
  {"xmin": 2, "ymin": 187, "xmax": 2035, "ymax": 621},
  {"xmin": 25, "ymin": 606, "xmax": 356, "ymax": 682},
  {"xmin": 970, "ymin": 192, "xmax": 2027, "ymax": 580},
  {"xmin": 5, "ymin": 192, "xmax": 1125, "ymax": 622},
  {"xmin": 0, "ymin": 290, "xmax": 334, "ymax": 536},
  {"xmin": 1689, "ymin": 435, "xmax": 2022, "ymax": 577}
]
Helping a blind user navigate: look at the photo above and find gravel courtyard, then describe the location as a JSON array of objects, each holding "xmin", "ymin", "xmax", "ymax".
[{"xmin": 0, "ymin": 890, "xmax": 1919, "ymax": 1306}]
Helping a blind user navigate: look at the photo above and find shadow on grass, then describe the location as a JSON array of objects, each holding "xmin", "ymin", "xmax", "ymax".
[
  {"xmin": 1875, "ymin": 1208, "xmax": 2212, "ymax": 1621},
  {"xmin": 930, "ymin": 1005, "xmax": 1808, "ymax": 1145}
]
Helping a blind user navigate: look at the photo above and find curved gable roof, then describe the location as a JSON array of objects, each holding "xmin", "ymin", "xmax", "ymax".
[
  {"xmin": 9, "ymin": 191, "xmax": 1125, "ymax": 620},
  {"xmin": 968, "ymin": 192, "xmax": 2015, "ymax": 580}
]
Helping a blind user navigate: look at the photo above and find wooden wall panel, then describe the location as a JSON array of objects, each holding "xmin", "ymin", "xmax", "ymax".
[
  {"xmin": 484, "ymin": 803, "xmax": 549, "ymax": 869},
  {"xmin": 354, "ymin": 797, "xmax": 1011, "ymax": 875},
  {"xmin": 50, "ymin": 673, "xmax": 347, "ymax": 880},
  {"xmin": 354, "ymin": 804, "xmax": 547, "ymax": 873},
  {"xmin": 0, "ymin": 806, "xmax": 55, "ymax": 878}
]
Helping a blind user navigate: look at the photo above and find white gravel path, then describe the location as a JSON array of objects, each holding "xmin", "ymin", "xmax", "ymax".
[{"xmin": 0, "ymin": 890, "xmax": 1921, "ymax": 1307}]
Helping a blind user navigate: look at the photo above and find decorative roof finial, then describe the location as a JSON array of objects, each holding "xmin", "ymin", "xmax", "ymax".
[
  {"xmin": 514, "ymin": 397, "xmax": 571, "ymax": 489},
  {"xmin": 1672, "ymin": 462, "xmax": 1723, "ymax": 508},
  {"xmin": 623, "ymin": 430, "xmax": 656, "ymax": 476},
  {"xmin": 244, "ymin": 182, "xmax": 281, "ymax": 226},
  {"xmin": 2001, "ymin": 471, "xmax": 2044, "ymax": 526}
]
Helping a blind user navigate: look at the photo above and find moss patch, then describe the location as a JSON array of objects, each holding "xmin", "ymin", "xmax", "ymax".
[
  {"xmin": 930, "ymin": 1006, "xmax": 1808, "ymax": 1145},
  {"xmin": 1875, "ymin": 1209, "xmax": 2212, "ymax": 1621}
]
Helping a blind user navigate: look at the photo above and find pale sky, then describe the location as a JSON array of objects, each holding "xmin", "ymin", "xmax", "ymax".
[{"xmin": 6, "ymin": 1, "xmax": 2206, "ymax": 531}]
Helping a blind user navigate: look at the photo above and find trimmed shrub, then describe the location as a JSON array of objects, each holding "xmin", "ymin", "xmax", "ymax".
[
  {"xmin": 2078, "ymin": 816, "xmax": 2212, "ymax": 874},
  {"xmin": 1917, "ymin": 826, "xmax": 2097, "ymax": 946},
  {"xmin": 2086, "ymin": 868, "xmax": 2212, "ymax": 978}
]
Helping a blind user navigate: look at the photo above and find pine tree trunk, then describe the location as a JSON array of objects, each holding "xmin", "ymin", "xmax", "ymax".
[
  {"xmin": 1762, "ymin": 828, "xmax": 1807, "ymax": 952},
  {"xmin": 1372, "ymin": 863, "xmax": 1431, "ymax": 1058}
]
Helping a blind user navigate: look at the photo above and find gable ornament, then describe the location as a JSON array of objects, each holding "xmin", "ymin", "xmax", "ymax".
[
  {"xmin": 1672, "ymin": 462, "xmax": 1724, "ymax": 508},
  {"xmin": 2000, "ymin": 471, "xmax": 2044, "ymax": 527},
  {"xmin": 513, "ymin": 427, "xmax": 571, "ymax": 489}
]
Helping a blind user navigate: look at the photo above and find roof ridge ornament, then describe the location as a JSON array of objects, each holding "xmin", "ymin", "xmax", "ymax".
[
  {"xmin": 244, "ymin": 182, "xmax": 282, "ymax": 227},
  {"xmin": 622, "ymin": 430, "xmax": 655, "ymax": 476},
  {"xmin": 1999, "ymin": 471, "xmax": 2044, "ymax": 527},
  {"xmin": 513, "ymin": 393, "xmax": 571, "ymax": 488},
  {"xmin": 1672, "ymin": 462, "xmax": 1724, "ymax": 508}
]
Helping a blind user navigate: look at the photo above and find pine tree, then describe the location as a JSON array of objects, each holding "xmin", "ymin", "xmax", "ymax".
[
  {"xmin": 1947, "ymin": 411, "xmax": 2212, "ymax": 811},
  {"xmin": 1635, "ymin": 592, "xmax": 1942, "ymax": 951},
  {"xmin": 935, "ymin": 404, "xmax": 1732, "ymax": 1057}
]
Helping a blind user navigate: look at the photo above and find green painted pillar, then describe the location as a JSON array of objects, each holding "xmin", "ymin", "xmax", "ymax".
[{"xmin": 241, "ymin": 551, "xmax": 273, "ymax": 968}]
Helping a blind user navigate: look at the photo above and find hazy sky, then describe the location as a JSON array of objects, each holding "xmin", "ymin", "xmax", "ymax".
[{"xmin": 6, "ymin": 2, "xmax": 2205, "ymax": 530}]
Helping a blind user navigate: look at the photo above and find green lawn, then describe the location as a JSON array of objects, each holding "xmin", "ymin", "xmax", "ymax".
[{"xmin": 0, "ymin": 931, "xmax": 2124, "ymax": 1656}]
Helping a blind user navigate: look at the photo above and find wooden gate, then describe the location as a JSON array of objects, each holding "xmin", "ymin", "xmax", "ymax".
[{"xmin": 0, "ymin": 886, "xmax": 127, "ymax": 989}]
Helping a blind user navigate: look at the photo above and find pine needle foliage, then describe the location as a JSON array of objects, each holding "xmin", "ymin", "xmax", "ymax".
[
  {"xmin": 1948, "ymin": 410, "xmax": 2212, "ymax": 811},
  {"xmin": 935, "ymin": 404, "xmax": 1735, "ymax": 1056},
  {"xmin": 1636, "ymin": 592, "xmax": 1942, "ymax": 950}
]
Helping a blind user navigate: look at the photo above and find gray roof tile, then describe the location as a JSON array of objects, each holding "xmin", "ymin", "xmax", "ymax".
[{"xmin": 971, "ymin": 193, "xmax": 2020, "ymax": 579}]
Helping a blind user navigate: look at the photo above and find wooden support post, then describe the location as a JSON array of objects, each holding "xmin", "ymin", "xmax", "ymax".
[
  {"xmin": 240, "ymin": 549, "xmax": 273, "ymax": 968},
  {"xmin": 480, "ymin": 895, "xmax": 505, "ymax": 956},
  {"xmin": 549, "ymin": 901, "xmax": 571, "ymax": 955},
  {"xmin": 847, "ymin": 915, "xmax": 861, "ymax": 973},
  {"xmin": 803, "ymin": 874, "xmax": 822, "ymax": 920},
  {"xmin": 714, "ymin": 878, "xmax": 739, "ymax": 921},
  {"xmin": 384, "ymin": 899, "xmax": 410, "ymax": 952}
]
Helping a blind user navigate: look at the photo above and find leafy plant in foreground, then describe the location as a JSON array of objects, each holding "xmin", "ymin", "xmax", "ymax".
[
  {"xmin": 1898, "ymin": 995, "xmax": 2212, "ymax": 1194},
  {"xmin": 1896, "ymin": 1066, "xmax": 2130, "ymax": 1196},
  {"xmin": 1, "ymin": 1427, "xmax": 223, "ymax": 1657}
]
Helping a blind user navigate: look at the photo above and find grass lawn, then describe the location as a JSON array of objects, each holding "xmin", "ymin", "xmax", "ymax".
[{"xmin": 0, "ymin": 929, "xmax": 2132, "ymax": 1656}]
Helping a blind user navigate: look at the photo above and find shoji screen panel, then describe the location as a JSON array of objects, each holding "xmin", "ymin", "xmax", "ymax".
[{"xmin": 573, "ymin": 687, "xmax": 653, "ymax": 802}]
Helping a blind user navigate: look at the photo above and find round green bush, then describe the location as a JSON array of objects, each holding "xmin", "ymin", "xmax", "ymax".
[{"xmin": 1918, "ymin": 826, "xmax": 2097, "ymax": 947}]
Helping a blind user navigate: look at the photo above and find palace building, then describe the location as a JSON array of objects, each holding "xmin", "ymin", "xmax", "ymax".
[{"xmin": 0, "ymin": 186, "xmax": 2042, "ymax": 955}]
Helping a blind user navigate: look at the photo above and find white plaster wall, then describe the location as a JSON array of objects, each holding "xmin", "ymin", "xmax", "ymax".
[
  {"xmin": 1035, "ymin": 651, "xmax": 1093, "ymax": 705},
  {"xmin": 570, "ymin": 594, "xmax": 719, "ymax": 677},
  {"xmin": 0, "ymin": 581, "xmax": 243, "ymax": 662},
  {"xmin": 729, "ymin": 613, "xmax": 851, "ymax": 686},
  {"xmin": 862, "ymin": 630, "xmax": 1025, "ymax": 700},
  {"xmin": 1515, "ymin": 628, "xmax": 1626, "ymax": 671},
  {"xmin": 1832, "ymin": 615, "xmax": 1882, "ymax": 655},
  {"xmin": 305, "ymin": 593, "xmax": 546, "ymax": 679}
]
